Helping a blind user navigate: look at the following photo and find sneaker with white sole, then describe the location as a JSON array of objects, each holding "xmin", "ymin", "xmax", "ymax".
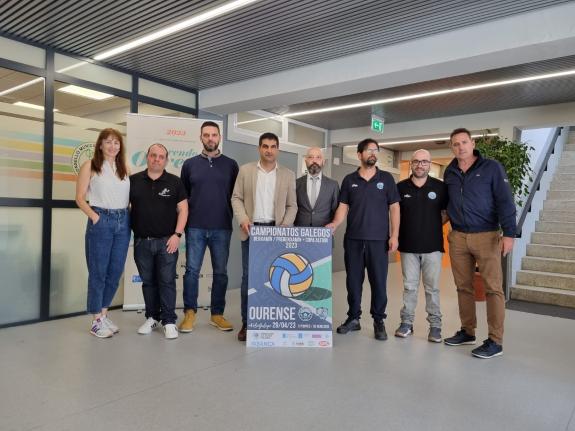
[
  {"xmin": 138, "ymin": 317, "xmax": 159, "ymax": 335},
  {"xmin": 90, "ymin": 318, "xmax": 113, "ymax": 338},
  {"xmin": 102, "ymin": 315, "xmax": 119, "ymax": 334},
  {"xmin": 164, "ymin": 323, "xmax": 179, "ymax": 339}
]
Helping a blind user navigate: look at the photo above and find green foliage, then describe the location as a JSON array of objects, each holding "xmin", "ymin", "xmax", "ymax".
[{"xmin": 475, "ymin": 135, "xmax": 533, "ymax": 206}]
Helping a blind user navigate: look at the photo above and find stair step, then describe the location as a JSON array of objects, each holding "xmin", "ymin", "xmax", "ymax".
[
  {"xmin": 565, "ymin": 143, "xmax": 575, "ymax": 151},
  {"xmin": 531, "ymin": 232, "xmax": 575, "ymax": 246},
  {"xmin": 536, "ymin": 221, "xmax": 575, "ymax": 234},
  {"xmin": 550, "ymin": 180, "xmax": 575, "ymax": 190},
  {"xmin": 546, "ymin": 190, "xmax": 574, "ymax": 200},
  {"xmin": 539, "ymin": 210, "xmax": 575, "ymax": 223},
  {"xmin": 560, "ymin": 152, "xmax": 575, "ymax": 161},
  {"xmin": 521, "ymin": 256, "xmax": 575, "ymax": 275},
  {"xmin": 556, "ymin": 165, "xmax": 575, "ymax": 174},
  {"xmin": 527, "ymin": 243, "xmax": 575, "ymax": 259},
  {"xmin": 554, "ymin": 173, "xmax": 575, "ymax": 182},
  {"xmin": 516, "ymin": 270, "xmax": 575, "ymax": 290},
  {"xmin": 510, "ymin": 285, "xmax": 575, "ymax": 308},
  {"xmin": 543, "ymin": 200, "xmax": 575, "ymax": 210}
]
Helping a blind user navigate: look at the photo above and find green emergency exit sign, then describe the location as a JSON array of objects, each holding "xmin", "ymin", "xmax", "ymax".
[{"xmin": 371, "ymin": 115, "xmax": 384, "ymax": 133}]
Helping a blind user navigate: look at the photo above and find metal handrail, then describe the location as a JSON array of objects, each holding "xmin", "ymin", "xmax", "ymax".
[
  {"xmin": 515, "ymin": 127, "xmax": 562, "ymax": 238},
  {"xmin": 504, "ymin": 126, "xmax": 563, "ymax": 298}
]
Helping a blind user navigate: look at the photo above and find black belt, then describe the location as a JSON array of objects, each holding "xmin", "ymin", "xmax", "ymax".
[
  {"xmin": 253, "ymin": 221, "xmax": 275, "ymax": 226},
  {"xmin": 92, "ymin": 206, "xmax": 128, "ymax": 214},
  {"xmin": 136, "ymin": 236, "xmax": 170, "ymax": 240}
]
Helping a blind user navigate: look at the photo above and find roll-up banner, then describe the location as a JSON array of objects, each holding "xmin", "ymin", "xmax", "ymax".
[{"xmin": 124, "ymin": 114, "xmax": 223, "ymax": 310}]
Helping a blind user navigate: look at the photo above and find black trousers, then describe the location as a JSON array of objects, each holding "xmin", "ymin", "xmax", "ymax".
[{"xmin": 344, "ymin": 237, "xmax": 389, "ymax": 321}]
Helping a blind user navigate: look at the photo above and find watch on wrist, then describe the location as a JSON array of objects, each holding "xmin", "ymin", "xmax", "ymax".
[{"xmin": 174, "ymin": 232, "xmax": 183, "ymax": 238}]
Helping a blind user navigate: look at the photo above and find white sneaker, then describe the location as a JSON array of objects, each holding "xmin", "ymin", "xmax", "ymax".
[
  {"xmin": 102, "ymin": 315, "xmax": 119, "ymax": 334},
  {"xmin": 90, "ymin": 318, "xmax": 113, "ymax": 338},
  {"xmin": 138, "ymin": 317, "xmax": 159, "ymax": 335},
  {"xmin": 164, "ymin": 323, "xmax": 179, "ymax": 339}
]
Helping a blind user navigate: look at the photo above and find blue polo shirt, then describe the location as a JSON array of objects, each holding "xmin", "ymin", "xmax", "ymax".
[
  {"xmin": 339, "ymin": 168, "xmax": 400, "ymax": 240},
  {"xmin": 180, "ymin": 153, "xmax": 239, "ymax": 230}
]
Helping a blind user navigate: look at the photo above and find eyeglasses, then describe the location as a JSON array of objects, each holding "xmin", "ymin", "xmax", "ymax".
[
  {"xmin": 411, "ymin": 160, "xmax": 431, "ymax": 166},
  {"xmin": 364, "ymin": 148, "xmax": 379, "ymax": 154}
]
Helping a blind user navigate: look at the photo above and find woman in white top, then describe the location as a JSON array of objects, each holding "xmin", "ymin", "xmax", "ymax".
[{"xmin": 76, "ymin": 128, "xmax": 131, "ymax": 338}]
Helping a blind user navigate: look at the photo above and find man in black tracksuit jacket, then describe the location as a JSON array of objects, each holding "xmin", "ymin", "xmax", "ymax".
[{"xmin": 443, "ymin": 128, "xmax": 516, "ymax": 359}]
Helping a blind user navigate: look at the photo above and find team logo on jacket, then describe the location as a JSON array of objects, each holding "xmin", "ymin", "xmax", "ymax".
[
  {"xmin": 428, "ymin": 191, "xmax": 437, "ymax": 200},
  {"xmin": 377, "ymin": 182, "xmax": 384, "ymax": 190}
]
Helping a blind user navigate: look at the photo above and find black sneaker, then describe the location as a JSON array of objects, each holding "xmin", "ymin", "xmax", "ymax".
[
  {"xmin": 471, "ymin": 338, "xmax": 503, "ymax": 359},
  {"xmin": 444, "ymin": 329, "xmax": 476, "ymax": 346},
  {"xmin": 336, "ymin": 318, "xmax": 361, "ymax": 334},
  {"xmin": 374, "ymin": 320, "xmax": 387, "ymax": 341}
]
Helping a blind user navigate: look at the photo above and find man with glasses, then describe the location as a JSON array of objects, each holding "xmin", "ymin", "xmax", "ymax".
[
  {"xmin": 327, "ymin": 138, "xmax": 400, "ymax": 341},
  {"xmin": 394, "ymin": 149, "xmax": 448, "ymax": 342}
]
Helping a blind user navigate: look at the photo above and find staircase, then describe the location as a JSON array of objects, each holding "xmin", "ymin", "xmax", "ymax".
[{"xmin": 511, "ymin": 137, "xmax": 575, "ymax": 308}]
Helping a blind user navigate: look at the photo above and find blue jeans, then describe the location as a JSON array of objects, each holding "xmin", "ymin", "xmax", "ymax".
[
  {"xmin": 240, "ymin": 239, "xmax": 250, "ymax": 324},
  {"xmin": 85, "ymin": 207, "xmax": 130, "ymax": 314},
  {"xmin": 134, "ymin": 237, "xmax": 178, "ymax": 325},
  {"xmin": 183, "ymin": 228, "xmax": 232, "ymax": 315}
]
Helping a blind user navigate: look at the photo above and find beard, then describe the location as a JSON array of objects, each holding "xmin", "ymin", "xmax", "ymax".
[
  {"xmin": 307, "ymin": 163, "xmax": 321, "ymax": 175},
  {"xmin": 202, "ymin": 141, "xmax": 219, "ymax": 152},
  {"xmin": 412, "ymin": 169, "xmax": 429, "ymax": 179},
  {"xmin": 366, "ymin": 157, "xmax": 377, "ymax": 166}
]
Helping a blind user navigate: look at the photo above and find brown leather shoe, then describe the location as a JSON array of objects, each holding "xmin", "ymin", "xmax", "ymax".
[{"xmin": 237, "ymin": 323, "xmax": 247, "ymax": 342}]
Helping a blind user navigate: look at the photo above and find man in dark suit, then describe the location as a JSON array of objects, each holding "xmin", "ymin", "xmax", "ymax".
[{"xmin": 294, "ymin": 147, "xmax": 339, "ymax": 227}]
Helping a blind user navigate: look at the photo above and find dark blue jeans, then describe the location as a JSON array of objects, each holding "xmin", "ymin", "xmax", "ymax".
[
  {"xmin": 133, "ymin": 237, "xmax": 178, "ymax": 325},
  {"xmin": 183, "ymin": 228, "xmax": 232, "ymax": 315},
  {"xmin": 85, "ymin": 207, "xmax": 130, "ymax": 314},
  {"xmin": 344, "ymin": 237, "xmax": 389, "ymax": 321},
  {"xmin": 240, "ymin": 239, "xmax": 249, "ymax": 324}
]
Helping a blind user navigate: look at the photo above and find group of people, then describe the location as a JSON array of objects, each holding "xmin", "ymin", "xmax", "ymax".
[{"xmin": 76, "ymin": 123, "xmax": 516, "ymax": 359}]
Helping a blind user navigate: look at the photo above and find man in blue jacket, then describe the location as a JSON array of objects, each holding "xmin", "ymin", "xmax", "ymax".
[{"xmin": 443, "ymin": 128, "xmax": 516, "ymax": 359}]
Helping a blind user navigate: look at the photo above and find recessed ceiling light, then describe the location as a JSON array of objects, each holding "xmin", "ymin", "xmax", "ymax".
[
  {"xmin": 93, "ymin": 0, "xmax": 261, "ymax": 60},
  {"xmin": 377, "ymin": 133, "xmax": 498, "ymax": 146},
  {"xmin": 14, "ymin": 101, "xmax": 58, "ymax": 111},
  {"xmin": 57, "ymin": 85, "xmax": 114, "ymax": 100},
  {"xmin": 284, "ymin": 69, "xmax": 575, "ymax": 117}
]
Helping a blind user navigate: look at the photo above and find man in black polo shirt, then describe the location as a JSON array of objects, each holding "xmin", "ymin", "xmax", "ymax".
[
  {"xmin": 394, "ymin": 149, "xmax": 448, "ymax": 343},
  {"xmin": 327, "ymin": 138, "xmax": 400, "ymax": 340},
  {"xmin": 130, "ymin": 144, "xmax": 188, "ymax": 339}
]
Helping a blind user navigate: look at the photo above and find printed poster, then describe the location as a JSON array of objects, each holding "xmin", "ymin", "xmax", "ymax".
[{"xmin": 247, "ymin": 226, "xmax": 333, "ymax": 348}]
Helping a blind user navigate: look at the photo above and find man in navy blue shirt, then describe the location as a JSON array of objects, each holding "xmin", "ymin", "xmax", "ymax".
[
  {"xmin": 179, "ymin": 121, "xmax": 239, "ymax": 333},
  {"xmin": 327, "ymin": 138, "xmax": 400, "ymax": 341},
  {"xmin": 443, "ymin": 128, "xmax": 516, "ymax": 359}
]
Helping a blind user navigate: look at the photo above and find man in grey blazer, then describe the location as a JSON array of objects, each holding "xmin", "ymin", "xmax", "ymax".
[
  {"xmin": 295, "ymin": 147, "xmax": 339, "ymax": 227},
  {"xmin": 231, "ymin": 132, "xmax": 298, "ymax": 341}
]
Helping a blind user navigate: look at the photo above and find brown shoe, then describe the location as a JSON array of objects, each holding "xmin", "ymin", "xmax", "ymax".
[
  {"xmin": 237, "ymin": 323, "xmax": 247, "ymax": 342},
  {"xmin": 178, "ymin": 309, "xmax": 196, "ymax": 333},
  {"xmin": 210, "ymin": 315, "xmax": 234, "ymax": 331}
]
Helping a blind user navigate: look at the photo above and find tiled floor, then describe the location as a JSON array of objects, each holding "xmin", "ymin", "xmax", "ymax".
[{"xmin": 1, "ymin": 263, "xmax": 575, "ymax": 431}]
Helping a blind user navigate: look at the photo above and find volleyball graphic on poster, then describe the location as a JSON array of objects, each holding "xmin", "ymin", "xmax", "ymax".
[{"xmin": 269, "ymin": 253, "xmax": 314, "ymax": 298}]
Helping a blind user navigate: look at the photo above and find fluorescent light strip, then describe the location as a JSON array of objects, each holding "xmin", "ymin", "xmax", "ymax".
[
  {"xmin": 14, "ymin": 101, "xmax": 58, "ymax": 111},
  {"xmin": 0, "ymin": 0, "xmax": 260, "ymax": 97},
  {"xmin": 378, "ymin": 133, "xmax": 498, "ymax": 146},
  {"xmin": 58, "ymin": 85, "xmax": 114, "ymax": 100},
  {"xmin": 93, "ymin": 0, "xmax": 261, "ymax": 60},
  {"xmin": 283, "ymin": 69, "xmax": 575, "ymax": 117}
]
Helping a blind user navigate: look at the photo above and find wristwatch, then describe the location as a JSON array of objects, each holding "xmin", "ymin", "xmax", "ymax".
[{"xmin": 174, "ymin": 232, "xmax": 183, "ymax": 238}]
